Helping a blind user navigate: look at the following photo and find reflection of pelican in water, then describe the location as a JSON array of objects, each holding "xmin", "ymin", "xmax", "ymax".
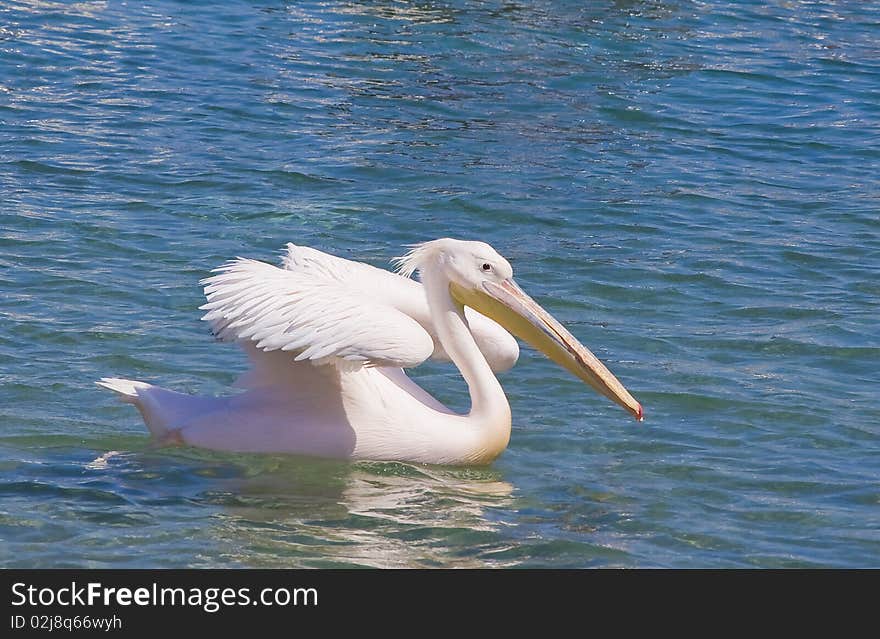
[
  {"xmin": 99, "ymin": 239, "xmax": 642, "ymax": 465},
  {"xmin": 85, "ymin": 450, "xmax": 516, "ymax": 568},
  {"xmin": 339, "ymin": 465, "xmax": 514, "ymax": 529},
  {"xmin": 234, "ymin": 460, "xmax": 516, "ymax": 568}
]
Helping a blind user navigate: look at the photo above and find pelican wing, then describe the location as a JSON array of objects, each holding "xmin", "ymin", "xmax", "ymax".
[
  {"xmin": 200, "ymin": 258, "xmax": 435, "ymax": 369},
  {"xmin": 282, "ymin": 243, "xmax": 520, "ymax": 371}
]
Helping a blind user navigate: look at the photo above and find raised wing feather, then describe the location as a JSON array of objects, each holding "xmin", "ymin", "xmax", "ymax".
[
  {"xmin": 282, "ymin": 243, "xmax": 520, "ymax": 372},
  {"xmin": 200, "ymin": 258, "xmax": 435, "ymax": 369}
]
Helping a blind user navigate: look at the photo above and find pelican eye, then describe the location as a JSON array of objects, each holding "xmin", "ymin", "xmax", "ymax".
[{"xmin": 481, "ymin": 263, "xmax": 492, "ymax": 271}]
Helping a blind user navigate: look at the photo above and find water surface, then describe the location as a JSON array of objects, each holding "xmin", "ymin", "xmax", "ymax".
[{"xmin": 1, "ymin": 0, "xmax": 878, "ymax": 567}]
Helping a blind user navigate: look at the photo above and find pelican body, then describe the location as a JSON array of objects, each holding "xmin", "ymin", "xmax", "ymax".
[{"xmin": 98, "ymin": 239, "xmax": 642, "ymax": 465}]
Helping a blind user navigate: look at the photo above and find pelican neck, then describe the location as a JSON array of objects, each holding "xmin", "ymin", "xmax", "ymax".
[{"xmin": 419, "ymin": 267, "xmax": 510, "ymax": 424}]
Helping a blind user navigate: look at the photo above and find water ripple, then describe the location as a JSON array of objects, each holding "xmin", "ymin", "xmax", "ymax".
[{"xmin": 1, "ymin": 0, "xmax": 878, "ymax": 567}]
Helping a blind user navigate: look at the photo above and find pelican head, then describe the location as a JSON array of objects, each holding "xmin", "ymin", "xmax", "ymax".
[{"xmin": 397, "ymin": 238, "xmax": 643, "ymax": 421}]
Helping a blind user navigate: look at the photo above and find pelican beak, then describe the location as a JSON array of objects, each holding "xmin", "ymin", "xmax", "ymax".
[{"xmin": 450, "ymin": 279, "xmax": 644, "ymax": 421}]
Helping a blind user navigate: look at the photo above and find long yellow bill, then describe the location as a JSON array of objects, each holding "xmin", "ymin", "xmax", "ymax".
[{"xmin": 451, "ymin": 279, "xmax": 643, "ymax": 421}]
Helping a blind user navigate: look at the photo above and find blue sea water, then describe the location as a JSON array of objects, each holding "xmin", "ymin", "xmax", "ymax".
[{"xmin": 1, "ymin": 0, "xmax": 878, "ymax": 568}]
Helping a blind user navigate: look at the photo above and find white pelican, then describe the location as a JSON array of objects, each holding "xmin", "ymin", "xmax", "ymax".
[{"xmin": 98, "ymin": 238, "xmax": 642, "ymax": 465}]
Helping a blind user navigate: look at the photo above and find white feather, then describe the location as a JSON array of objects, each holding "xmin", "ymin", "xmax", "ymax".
[
  {"xmin": 200, "ymin": 258, "xmax": 434, "ymax": 369},
  {"xmin": 282, "ymin": 243, "xmax": 519, "ymax": 372}
]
